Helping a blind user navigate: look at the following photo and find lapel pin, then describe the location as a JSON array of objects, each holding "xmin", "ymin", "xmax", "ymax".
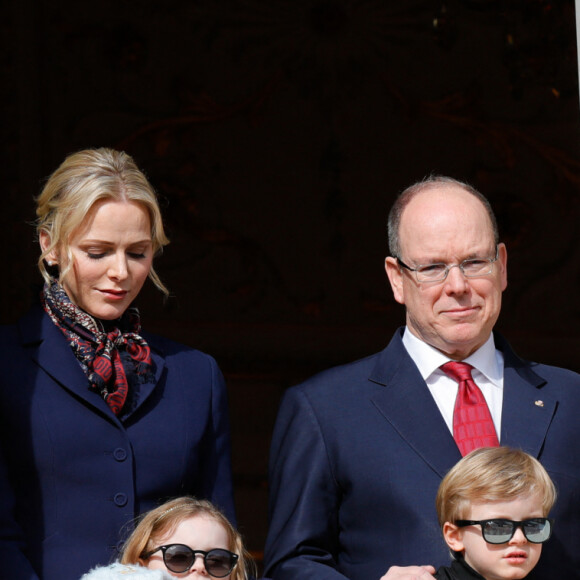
[{"xmin": 535, "ymin": 400, "xmax": 544, "ymax": 407}]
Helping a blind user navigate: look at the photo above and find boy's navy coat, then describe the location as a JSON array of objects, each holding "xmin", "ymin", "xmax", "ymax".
[
  {"xmin": 0, "ymin": 306, "xmax": 235, "ymax": 580},
  {"xmin": 265, "ymin": 328, "xmax": 580, "ymax": 580}
]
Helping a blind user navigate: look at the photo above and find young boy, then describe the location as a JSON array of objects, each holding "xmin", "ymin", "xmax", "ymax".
[{"xmin": 434, "ymin": 446, "xmax": 556, "ymax": 580}]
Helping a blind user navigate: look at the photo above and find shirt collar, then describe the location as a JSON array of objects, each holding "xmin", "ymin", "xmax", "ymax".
[{"xmin": 402, "ymin": 328, "xmax": 501, "ymax": 385}]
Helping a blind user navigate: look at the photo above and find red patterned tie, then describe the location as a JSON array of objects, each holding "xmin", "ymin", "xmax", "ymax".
[{"xmin": 441, "ymin": 361, "xmax": 499, "ymax": 456}]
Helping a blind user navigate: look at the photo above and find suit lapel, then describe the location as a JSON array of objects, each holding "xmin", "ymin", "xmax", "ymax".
[
  {"xmin": 496, "ymin": 335, "xmax": 556, "ymax": 458},
  {"xmin": 369, "ymin": 330, "xmax": 462, "ymax": 478},
  {"xmin": 368, "ymin": 330, "xmax": 558, "ymax": 474}
]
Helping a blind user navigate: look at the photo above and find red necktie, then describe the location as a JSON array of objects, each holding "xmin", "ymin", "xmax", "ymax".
[{"xmin": 441, "ymin": 361, "xmax": 499, "ymax": 456}]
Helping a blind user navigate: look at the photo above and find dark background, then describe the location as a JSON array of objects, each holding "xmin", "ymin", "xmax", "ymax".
[{"xmin": 3, "ymin": 0, "xmax": 579, "ymax": 567}]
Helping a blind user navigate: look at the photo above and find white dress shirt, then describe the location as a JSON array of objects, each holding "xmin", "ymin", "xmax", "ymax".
[{"xmin": 402, "ymin": 328, "xmax": 504, "ymax": 441}]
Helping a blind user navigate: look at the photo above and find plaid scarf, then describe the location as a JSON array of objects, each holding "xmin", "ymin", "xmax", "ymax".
[{"xmin": 41, "ymin": 279, "xmax": 154, "ymax": 415}]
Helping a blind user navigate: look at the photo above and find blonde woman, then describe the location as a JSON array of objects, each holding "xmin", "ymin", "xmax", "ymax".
[{"xmin": 0, "ymin": 149, "xmax": 235, "ymax": 580}]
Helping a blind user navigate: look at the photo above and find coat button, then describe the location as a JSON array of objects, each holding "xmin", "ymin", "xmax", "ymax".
[
  {"xmin": 113, "ymin": 448, "xmax": 127, "ymax": 461},
  {"xmin": 114, "ymin": 493, "xmax": 128, "ymax": 506}
]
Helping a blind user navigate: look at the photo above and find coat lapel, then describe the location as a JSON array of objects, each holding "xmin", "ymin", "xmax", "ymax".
[
  {"xmin": 369, "ymin": 330, "xmax": 462, "ymax": 478},
  {"xmin": 20, "ymin": 308, "xmax": 115, "ymax": 417},
  {"xmin": 131, "ymin": 342, "xmax": 166, "ymax": 414}
]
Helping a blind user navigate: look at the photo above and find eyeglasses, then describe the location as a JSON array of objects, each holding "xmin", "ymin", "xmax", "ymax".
[
  {"xmin": 142, "ymin": 544, "xmax": 239, "ymax": 577},
  {"xmin": 455, "ymin": 518, "xmax": 554, "ymax": 544},
  {"xmin": 396, "ymin": 246, "xmax": 499, "ymax": 283}
]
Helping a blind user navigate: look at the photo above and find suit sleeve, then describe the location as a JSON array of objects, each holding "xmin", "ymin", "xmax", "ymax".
[
  {"xmin": 197, "ymin": 354, "xmax": 237, "ymax": 524},
  {"xmin": 264, "ymin": 386, "xmax": 349, "ymax": 580}
]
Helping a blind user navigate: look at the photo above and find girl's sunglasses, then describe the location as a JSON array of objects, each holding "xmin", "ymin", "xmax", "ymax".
[{"xmin": 142, "ymin": 544, "xmax": 239, "ymax": 577}]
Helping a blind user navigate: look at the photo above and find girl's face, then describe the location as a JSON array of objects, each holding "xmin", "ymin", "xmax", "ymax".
[{"xmin": 144, "ymin": 515, "xmax": 235, "ymax": 578}]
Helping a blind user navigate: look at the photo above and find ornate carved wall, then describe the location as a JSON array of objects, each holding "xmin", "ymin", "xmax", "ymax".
[{"xmin": 3, "ymin": 0, "xmax": 579, "ymax": 563}]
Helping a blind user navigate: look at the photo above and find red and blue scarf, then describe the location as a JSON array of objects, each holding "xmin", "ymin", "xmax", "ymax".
[{"xmin": 41, "ymin": 279, "xmax": 154, "ymax": 415}]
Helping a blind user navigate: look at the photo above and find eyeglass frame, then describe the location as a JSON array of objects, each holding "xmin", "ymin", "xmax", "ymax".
[
  {"xmin": 454, "ymin": 517, "xmax": 554, "ymax": 544},
  {"xmin": 395, "ymin": 245, "xmax": 500, "ymax": 283},
  {"xmin": 141, "ymin": 544, "xmax": 239, "ymax": 577}
]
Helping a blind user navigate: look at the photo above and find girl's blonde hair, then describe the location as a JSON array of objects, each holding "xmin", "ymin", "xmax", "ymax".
[
  {"xmin": 121, "ymin": 497, "xmax": 255, "ymax": 580},
  {"xmin": 36, "ymin": 147, "xmax": 170, "ymax": 295},
  {"xmin": 436, "ymin": 446, "xmax": 557, "ymax": 527}
]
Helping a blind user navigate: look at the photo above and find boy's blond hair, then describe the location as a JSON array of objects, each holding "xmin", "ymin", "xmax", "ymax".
[{"xmin": 436, "ymin": 446, "xmax": 556, "ymax": 527}]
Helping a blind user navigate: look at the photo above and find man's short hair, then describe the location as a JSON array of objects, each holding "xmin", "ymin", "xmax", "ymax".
[
  {"xmin": 436, "ymin": 446, "xmax": 557, "ymax": 527},
  {"xmin": 387, "ymin": 175, "xmax": 500, "ymax": 258}
]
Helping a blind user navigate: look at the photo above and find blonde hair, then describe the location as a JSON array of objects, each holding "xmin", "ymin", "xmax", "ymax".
[
  {"xmin": 36, "ymin": 147, "xmax": 170, "ymax": 295},
  {"xmin": 121, "ymin": 497, "xmax": 255, "ymax": 580},
  {"xmin": 436, "ymin": 447, "xmax": 557, "ymax": 527}
]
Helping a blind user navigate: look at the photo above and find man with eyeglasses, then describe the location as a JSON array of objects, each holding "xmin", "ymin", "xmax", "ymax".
[{"xmin": 264, "ymin": 176, "xmax": 580, "ymax": 580}]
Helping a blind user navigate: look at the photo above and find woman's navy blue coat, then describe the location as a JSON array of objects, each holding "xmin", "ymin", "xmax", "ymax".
[{"xmin": 0, "ymin": 306, "xmax": 235, "ymax": 580}]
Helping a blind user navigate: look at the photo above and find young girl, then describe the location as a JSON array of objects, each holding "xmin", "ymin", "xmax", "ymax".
[{"xmin": 82, "ymin": 497, "xmax": 254, "ymax": 580}]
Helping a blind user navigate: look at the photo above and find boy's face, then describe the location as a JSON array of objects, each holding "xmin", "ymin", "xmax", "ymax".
[{"xmin": 443, "ymin": 493, "xmax": 545, "ymax": 580}]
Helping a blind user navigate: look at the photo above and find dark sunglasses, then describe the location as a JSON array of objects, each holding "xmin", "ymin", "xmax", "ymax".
[
  {"xmin": 455, "ymin": 518, "xmax": 554, "ymax": 544},
  {"xmin": 142, "ymin": 544, "xmax": 239, "ymax": 577}
]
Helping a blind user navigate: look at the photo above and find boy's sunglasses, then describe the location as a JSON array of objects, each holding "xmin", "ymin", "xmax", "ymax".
[
  {"xmin": 142, "ymin": 544, "xmax": 239, "ymax": 577},
  {"xmin": 455, "ymin": 518, "xmax": 554, "ymax": 544}
]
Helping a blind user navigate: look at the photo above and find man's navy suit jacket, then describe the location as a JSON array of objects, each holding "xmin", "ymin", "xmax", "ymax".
[
  {"xmin": 265, "ymin": 328, "xmax": 580, "ymax": 580},
  {"xmin": 0, "ymin": 306, "xmax": 235, "ymax": 580}
]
